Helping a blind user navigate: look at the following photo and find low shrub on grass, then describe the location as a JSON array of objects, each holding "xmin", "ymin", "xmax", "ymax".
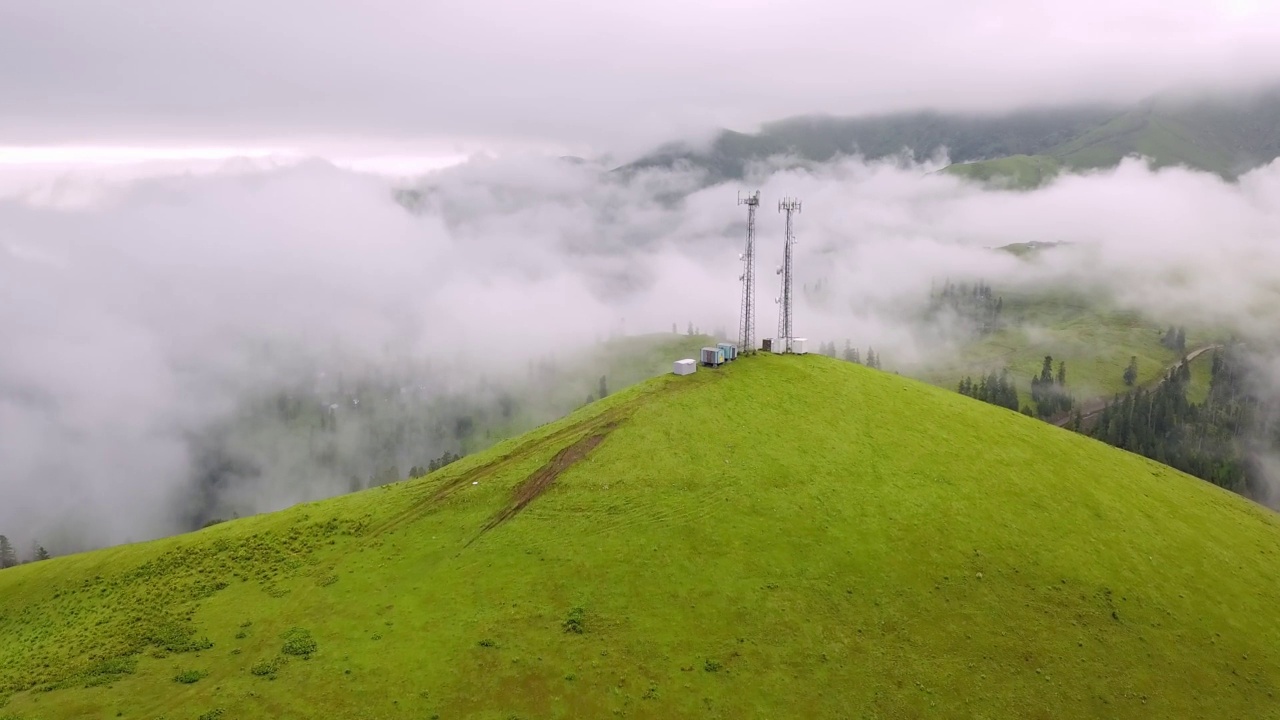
[
  {"xmin": 173, "ymin": 669, "xmax": 208, "ymax": 684},
  {"xmin": 250, "ymin": 657, "xmax": 286, "ymax": 678},
  {"xmin": 280, "ymin": 628, "xmax": 317, "ymax": 658},
  {"xmin": 562, "ymin": 607, "xmax": 586, "ymax": 634}
]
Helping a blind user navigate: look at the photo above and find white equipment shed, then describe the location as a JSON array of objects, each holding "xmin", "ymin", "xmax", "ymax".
[{"xmin": 673, "ymin": 358, "xmax": 696, "ymax": 376}]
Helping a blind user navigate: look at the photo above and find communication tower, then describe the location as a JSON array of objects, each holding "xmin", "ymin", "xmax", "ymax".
[
  {"xmin": 737, "ymin": 191, "xmax": 761, "ymax": 353},
  {"xmin": 777, "ymin": 197, "xmax": 801, "ymax": 353}
]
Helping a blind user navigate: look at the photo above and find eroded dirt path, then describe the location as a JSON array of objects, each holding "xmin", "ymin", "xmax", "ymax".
[{"xmin": 475, "ymin": 427, "xmax": 614, "ymax": 538}]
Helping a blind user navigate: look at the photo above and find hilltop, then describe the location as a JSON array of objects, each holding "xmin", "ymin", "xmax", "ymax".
[
  {"xmin": 621, "ymin": 85, "xmax": 1280, "ymax": 187},
  {"xmin": 3, "ymin": 355, "xmax": 1280, "ymax": 719}
]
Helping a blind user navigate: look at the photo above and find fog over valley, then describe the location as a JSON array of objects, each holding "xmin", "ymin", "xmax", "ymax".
[
  {"xmin": 4, "ymin": 0, "xmax": 1280, "ymax": 555},
  {"xmin": 2, "ymin": 146, "xmax": 1280, "ymax": 551}
]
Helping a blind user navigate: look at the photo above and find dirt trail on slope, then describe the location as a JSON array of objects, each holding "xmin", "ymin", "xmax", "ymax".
[
  {"xmin": 474, "ymin": 427, "xmax": 613, "ymax": 540},
  {"xmin": 1051, "ymin": 344, "xmax": 1222, "ymax": 428}
]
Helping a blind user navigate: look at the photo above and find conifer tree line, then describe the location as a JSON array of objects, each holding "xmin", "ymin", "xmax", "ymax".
[
  {"xmin": 0, "ymin": 535, "xmax": 52, "ymax": 569},
  {"xmin": 957, "ymin": 369, "xmax": 1020, "ymax": 411},
  {"xmin": 957, "ymin": 356, "xmax": 1075, "ymax": 418},
  {"xmin": 1089, "ymin": 343, "xmax": 1272, "ymax": 498},
  {"xmin": 1160, "ymin": 325, "xmax": 1188, "ymax": 353},
  {"xmin": 407, "ymin": 448, "xmax": 465, "ymax": 479},
  {"xmin": 928, "ymin": 279, "xmax": 1005, "ymax": 335},
  {"xmin": 817, "ymin": 340, "xmax": 881, "ymax": 369},
  {"xmin": 1029, "ymin": 355, "xmax": 1074, "ymax": 418}
]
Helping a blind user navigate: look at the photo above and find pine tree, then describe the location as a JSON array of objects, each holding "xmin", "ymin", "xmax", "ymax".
[
  {"xmin": 0, "ymin": 536, "xmax": 16, "ymax": 569},
  {"xmin": 35, "ymin": 544, "xmax": 50, "ymax": 561},
  {"xmin": 599, "ymin": 375, "xmax": 609, "ymax": 399},
  {"xmin": 1123, "ymin": 356, "xmax": 1139, "ymax": 387},
  {"xmin": 672, "ymin": 323, "xmax": 677, "ymax": 334},
  {"xmin": 851, "ymin": 348, "xmax": 861, "ymax": 364},
  {"xmin": 1175, "ymin": 327, "xmax": 1187, "ymax": 352},
  {"xmin": 1056, "ymin": 361, "xmax": 1067, "ymax": 387},
  {"xmin": 843, "ymin": 340, "xmax": 856, "ymax": 363},
  {"xmin": 687, "ymin": 322, "xmax": 694, "ymax": 336}
]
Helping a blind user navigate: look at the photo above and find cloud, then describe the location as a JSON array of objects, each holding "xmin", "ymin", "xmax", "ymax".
[
  {"xmin": 2, "ymin": 1, "xmax": 1279, "ymax": 154},
  {"xmin": 3, "ymin": 151, "xmax": 1280, "ymax": 551}
]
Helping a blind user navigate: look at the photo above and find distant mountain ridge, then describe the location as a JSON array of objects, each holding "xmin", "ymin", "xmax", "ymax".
[{"xmin": 620, "ymin": 85, "xmax": 1280, "ymax": 186}]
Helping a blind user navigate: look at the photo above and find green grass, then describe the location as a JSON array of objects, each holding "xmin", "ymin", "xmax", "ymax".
[
  {"xmin": 995, "ymin": 241, "xmax": 1068, "ymax": 258},
  {"xmin": 941, "ymin": 104, "xmax": 1258, "ymax": 184},
  {"xmin": 3, "ymin": 355, "xmax": 1280, "ymax": 718},
  {"xmin": 1185, "ymin": 350, "xmax": 1216, "ymax": 405},
  {"xmin": 1051, "ymin": 109, "xmax": 1235, "ymax": 178},
  {"xmin": 941, "ymin": 154, "xmax": 1062, "ymax": 189},
  {"xmin": 466, "ymin": 332, "xmax": 717, "ymax": 451},
  {"xmin": 919, "ymin": 289, "xmax": 1224, "ymax": 404}
]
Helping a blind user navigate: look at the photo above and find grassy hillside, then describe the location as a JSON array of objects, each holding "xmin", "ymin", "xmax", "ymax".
[
  {"xmin": 1052, "ymin": 91, "xmax": 1280, "ymax": 179},
  {"xmin": 620, "ymin": 107, "xmax": 1115, "ymax": 183},
  {"xmin": 1049, "ymin": 108, "xmax": 1235, "ymax": 177},
  {"xmin": 620, "ymin": 85, "xmax": 1280, "ymax": 186},
  {"xmin": 4, "ymin": 355, "xmax": 1280, "ymax": 719},
  {"xmin": 940, "ymin": 154, "xmax": 1062, "ymax": 190},
  {"xmin": 483, "ymin": 332, "xmax": 718, "ymax": 450},
  {"xmin": 918, "ymin": 290, "xmax": 1216, "ymax": 401}
]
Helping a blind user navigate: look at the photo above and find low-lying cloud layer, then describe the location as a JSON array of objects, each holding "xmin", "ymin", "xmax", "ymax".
[
  {"xmin": 4, "ymin": 0, "xmax": 1280, "ymax": 153},
  {"xmin": 2, "ymin": 151, "xmax": 1279, "ymax": 551}
]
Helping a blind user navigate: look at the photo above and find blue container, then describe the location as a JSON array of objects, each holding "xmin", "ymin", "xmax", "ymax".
[
  {"xmin": 700, "ymin": 347, "xmax": 725, "ymax": 366},
  {"xmin": 717, "ymin": 343, "xmax": 738, "ymax": 361}
]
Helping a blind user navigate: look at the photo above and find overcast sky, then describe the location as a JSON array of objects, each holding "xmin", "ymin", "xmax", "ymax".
[{"xmin": 3, "ymin": 0, "xmax": 1280, "ymax": 160}]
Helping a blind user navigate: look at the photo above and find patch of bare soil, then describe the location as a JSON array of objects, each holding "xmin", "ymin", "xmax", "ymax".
[{"xmin": 473, "ymin": 428, "xmax": 613, "ymax": 540}]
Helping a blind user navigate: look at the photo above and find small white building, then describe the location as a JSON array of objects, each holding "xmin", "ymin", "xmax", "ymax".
[
  {"xmin": 791, "ymin": 338, "xmax": 807, "ymax": 354},
  {"xmin": 673, "ymin": 358, "xmax": 696, "ymax": 376}
]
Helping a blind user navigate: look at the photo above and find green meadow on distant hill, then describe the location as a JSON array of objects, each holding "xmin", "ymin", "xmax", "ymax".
[
  {"xmin": 621, "ymin": 85, "xmax": 1280, "ymax": 189},
  {"xmin": 940, "ymin": 154, "xmax": 1062, "ymax": 190},
  {"xmin": 919, "ymin": 288, "xmax": 1220, "ymax": 402},
  {"xmin": 4, "ymin": 355, "xmax": 1280, "ymax": 719}
]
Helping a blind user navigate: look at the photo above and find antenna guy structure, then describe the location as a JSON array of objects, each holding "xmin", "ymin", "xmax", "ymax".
[
  {"xmin": 737, "ymin": 190, "xmax": 761, "ymax": 354},
  {"xmin": 777, "ymin": 197, "xmax": 801, "ymax": 353}
]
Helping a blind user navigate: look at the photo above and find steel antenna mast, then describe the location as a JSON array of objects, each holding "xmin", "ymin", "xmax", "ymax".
[
  {"xmin": 777, "ymin": 197, "xmax": 801, "ymax": 353},
  {"xmin": 737, "ymin": 190, "xmax": 761, "ymax": 354}
]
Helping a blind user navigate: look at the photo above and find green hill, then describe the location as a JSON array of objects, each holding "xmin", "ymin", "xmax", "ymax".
[
  {"xmin": 620, "ymin": 107, "xmax": 1114, "ymax": 183},
  {"xmin": 4, "ymin": 355, "xmax": 1280, "ymax": 719},
  {"xmin": 619, "ymin": 85, "xmax": 1280, "ymax": 187},
  {"xmin": 1050, "ymin": 108, "xmax": 1229, "ymax": 175},
  {"xmin": 939, "ymin": 154, "xmax": 1062, "ymax": 190},
  {"xmin": 916, "ymin": 287, "xmax": 1223, "ymax": 401},
  {"xmin": 1051, "ymin": 92, "xmax": 1280, "ymax": 178}
]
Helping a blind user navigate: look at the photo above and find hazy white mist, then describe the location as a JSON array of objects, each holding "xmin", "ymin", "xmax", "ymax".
[
  {"xmin": 3, "ymin": 150, "xmax": 1280, "ymax": 550},
  {"xmin": 3, "ymin": 1, "xmax": 1280, "ymax": 155}
]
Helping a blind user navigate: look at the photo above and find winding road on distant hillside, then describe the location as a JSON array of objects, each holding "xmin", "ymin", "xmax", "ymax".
[{"xmin": 1050, "ymin": 344, "xmax": 1223, "ymax": 428}]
